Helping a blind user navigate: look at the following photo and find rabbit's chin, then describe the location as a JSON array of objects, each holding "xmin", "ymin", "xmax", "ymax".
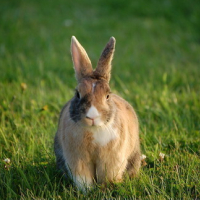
[{"xmin": 83, "ymin": 117, "xmax": 104, "ymax": 127}]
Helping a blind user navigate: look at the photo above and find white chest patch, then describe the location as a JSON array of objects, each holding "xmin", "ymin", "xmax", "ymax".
[{"xmin": 92, "ymin": 125, "xmax": 118, "ymax": 146}]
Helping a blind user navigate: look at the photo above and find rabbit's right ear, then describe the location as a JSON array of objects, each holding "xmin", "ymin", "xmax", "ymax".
[
  {"xmin": 71, "ymin": 36, "xmax": 93, "ymax": 82},
  {"xmin": 94, "ymin": 37, "xmax": 115, "ymax": 82}
]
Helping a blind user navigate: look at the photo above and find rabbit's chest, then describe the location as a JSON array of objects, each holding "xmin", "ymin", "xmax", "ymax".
[{"xmin": 91, "ymin": 126, "xmax": 118, "ymax": 146}]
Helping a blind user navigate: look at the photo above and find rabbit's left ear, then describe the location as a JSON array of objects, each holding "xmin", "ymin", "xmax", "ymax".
[
  {"xmin": 71, "ymin": 36, "xmax": 93, "ymax": 82},
  {"xmin": 94, "ymin": 37, "xmax": 116, "ymax": 82}
]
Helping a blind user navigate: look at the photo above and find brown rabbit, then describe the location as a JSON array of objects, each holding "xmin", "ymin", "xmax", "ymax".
[{"xmin": 54, "ymin": 36, "xmax": 141, "ymax": 191}]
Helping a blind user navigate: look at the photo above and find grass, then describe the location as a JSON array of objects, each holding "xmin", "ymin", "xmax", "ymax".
[{"xmin": 0, "ymin": 0, "xmax": 200, "ymax": 199}]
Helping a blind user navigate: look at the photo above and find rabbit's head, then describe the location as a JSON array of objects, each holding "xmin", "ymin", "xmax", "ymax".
[{"xmin": 69, "ymin": 36, "xmax": 116, "ymax": 127}]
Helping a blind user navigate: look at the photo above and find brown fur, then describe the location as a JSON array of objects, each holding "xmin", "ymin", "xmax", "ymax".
[{"xmin": 54, "ymin": 36, "xmax": 141, "ymax": 191}]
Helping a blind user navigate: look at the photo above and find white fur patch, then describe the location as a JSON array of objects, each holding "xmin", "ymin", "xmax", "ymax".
[
  {"xmin": 86, "ymin": 105, "xmax": 99, "ymax": 119},
  {"xmin": 92, "ymin": 125, "xmax": 118, "ymax": 146}
]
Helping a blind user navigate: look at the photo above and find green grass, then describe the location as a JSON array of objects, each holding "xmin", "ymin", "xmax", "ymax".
[{"xmin": 0, "ymin": 0, "xmax": 200, "ymax": 199}]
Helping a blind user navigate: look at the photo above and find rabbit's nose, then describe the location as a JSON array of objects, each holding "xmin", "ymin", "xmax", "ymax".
[{"xmin": 86, "ymin": 105, "xmax": 100, "ymax": 119}]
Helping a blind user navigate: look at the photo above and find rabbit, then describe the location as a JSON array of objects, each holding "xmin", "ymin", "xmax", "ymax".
[{"xmin": 54, "ymin": 36, "xmax": 141, "ymax": 191}]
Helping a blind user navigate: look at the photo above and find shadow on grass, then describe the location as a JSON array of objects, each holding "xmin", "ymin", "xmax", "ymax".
[
  {"xmin": 1, "ymin": 160, "xmax": 77, "ymax": 199},
  {"xmin": 1, "ymin": 159, "xmax": 147, "ymax": 199}
]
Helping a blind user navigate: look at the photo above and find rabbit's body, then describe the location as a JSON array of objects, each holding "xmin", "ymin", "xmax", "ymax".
[{"xmin": 54, "ymin": 36, "xmax": 141, "ymax": 191}]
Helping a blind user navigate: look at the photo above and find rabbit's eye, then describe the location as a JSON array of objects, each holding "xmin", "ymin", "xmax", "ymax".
[
  {"xmin": 77, "ymin": 91, "xmax": 80, "ymax": 99},
  {"xmin": 106, "ymin": 94, "xmax": 109, "ymax": 100}
]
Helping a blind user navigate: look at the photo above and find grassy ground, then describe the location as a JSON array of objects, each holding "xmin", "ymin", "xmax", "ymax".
[{"xmin": 0, "ymin": 0, "xmax": 200, "ymax": 199}]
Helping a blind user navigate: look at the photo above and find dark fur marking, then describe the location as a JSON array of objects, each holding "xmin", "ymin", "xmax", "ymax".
[
  {"xmin": 69, "ymin": 94, "xmax": 91, "ymax": 122},
  {"xmin": 54, "ymin": 134, "xmax": 66, "ymax": 172},
  {"xmin": 101, "ymin": 46, "xmax": 114, "ymax": 59}
]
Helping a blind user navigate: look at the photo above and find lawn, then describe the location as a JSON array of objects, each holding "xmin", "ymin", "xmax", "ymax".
[{"xmin": 0, "ymin": 0, "xmax": 200, "ymax": 199}]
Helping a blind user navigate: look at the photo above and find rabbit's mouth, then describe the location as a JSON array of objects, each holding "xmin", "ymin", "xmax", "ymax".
[
  {"xmin": 84, "ymin": 116, "xmax": 103, "ymax": 127},
  {"xmin": 86, "ymin": 116, "xmax": 95, "ymax": 126}
]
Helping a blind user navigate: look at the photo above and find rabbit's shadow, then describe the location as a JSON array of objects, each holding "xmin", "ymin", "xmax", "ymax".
[{"xmin": 3, "ymin": 159, "xmax": 76, "ymax": 197}]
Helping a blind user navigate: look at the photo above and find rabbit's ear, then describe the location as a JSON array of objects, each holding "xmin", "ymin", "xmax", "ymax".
[
  {"xmin": 94, "ymin": 37, "xmax": 116, "ymax": 82},
  {"xmin": 71, "ymin": 36, "xmax": 93, "ymax": 82}
]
